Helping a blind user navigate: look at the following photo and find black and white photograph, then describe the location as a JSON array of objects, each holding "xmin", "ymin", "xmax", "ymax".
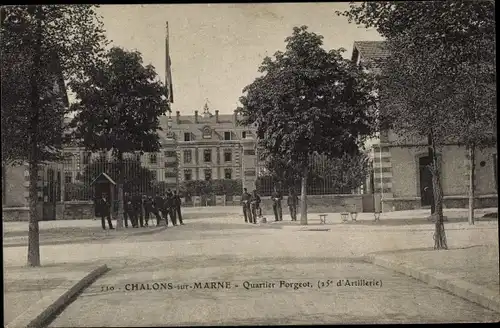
[{"xmin": 1, "ymin": 2, "xmax": 498, "ymax": 326}]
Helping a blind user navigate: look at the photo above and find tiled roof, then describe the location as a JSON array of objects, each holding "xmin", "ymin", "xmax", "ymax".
[{"xmin": 353, "ymin": 41, "xmax": 390, "ymax": 62}]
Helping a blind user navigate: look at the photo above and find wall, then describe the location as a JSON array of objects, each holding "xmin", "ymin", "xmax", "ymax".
[
  {"xmin": 259, "ymin": 194, "xmax": 364, "ymax": 215},
  {"xmin": 4, "ymin": 165, "xmax": 28, "ymax": 207}
]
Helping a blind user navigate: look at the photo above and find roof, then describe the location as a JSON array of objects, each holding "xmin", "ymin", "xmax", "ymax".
[
  {"xmin": 90, "ymin": 172, "xmax": 116, "ymax": 185},
  {"xmin": 352, "ymin": 41, "xmax": 390, "ymax": 62}
]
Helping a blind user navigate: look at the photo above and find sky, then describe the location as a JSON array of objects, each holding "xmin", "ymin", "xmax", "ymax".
[{"xmin": 95, "ymin": 3, "xmax": 383, "ymax": 115}]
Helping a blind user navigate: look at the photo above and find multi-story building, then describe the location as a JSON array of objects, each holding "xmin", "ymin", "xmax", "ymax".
[
  {"xmin": 166, "ymin": 103, "xmax": 257, "ymax": 183},
  {"xmin": 56, "ymin": 103, "xmax": 260, "ymax": 199}
]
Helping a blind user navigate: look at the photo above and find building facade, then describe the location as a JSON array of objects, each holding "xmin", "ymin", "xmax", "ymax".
[{"xmin": 354, "ymin": 41, "xmax": 497, "ymax": 211}]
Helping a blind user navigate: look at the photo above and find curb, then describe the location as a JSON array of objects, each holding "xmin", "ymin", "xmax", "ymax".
[
  {"xmin": 366, "ymin": 255, "xmax": 500, "ymax": 313},
  {"xmin": 5, "ymin": 264, "xmax": 110, "ymax": 328}
]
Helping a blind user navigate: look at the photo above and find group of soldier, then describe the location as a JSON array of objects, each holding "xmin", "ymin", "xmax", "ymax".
[
  {"xmin": 241, "ymin": 187, "xmax": 299, "ymax": 223},
  {"xmin": 95, "ymin": 189, "xmax": 184, "ymax": 230}
]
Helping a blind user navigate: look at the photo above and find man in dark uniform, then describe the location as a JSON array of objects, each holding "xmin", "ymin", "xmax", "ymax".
[
  {"xmin": 96, "ymin": 193, "xmax": 114, "ymax": 230},
  {"xmin": 165, "ymin": 189, "xmax": 177, "ymax": 226},
  {"xmin": 146, "ymin": 195, "xmax": 162, "ymax": 227},
  {"xmin": 173, "ymin": 190, "xmax": 184, "ymax": 225},
  {"xmin": 143, "ymin": 195, "xmax": 153, "ymax": 227},
  {"xmin": 241, "ymin": 188, "xmax": 251, "ymax": 223},
  {"xmin": 271, "ymin": 187, "xmax": 283, "ymax": 222},
  {"xmin": 132, "ymin": 192, "xmax": 144, "ymax": 227},
  {"xmin": 153, "ymin": 193, "xmax": 165, "ymax": 226},
  {"xmin": 123, "ymin": 192, "xmax": 133, "ymax": 228},
  {"xmin": 287, "ymin": 189, "xmax": 299, "ymax": 221},
  {"xmin": 250, "ymin": 190, "xmax": 261, "ymax": 224}
]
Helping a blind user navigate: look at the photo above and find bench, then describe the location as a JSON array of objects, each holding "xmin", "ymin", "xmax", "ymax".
[
  {"xmin": 340, "ymin": 212, "xmax": 349, "ymax": 223},
  {"xmin": 374, "ymin": 211, "xmax": 381, "ymax": 221},
  {"xmin": 319, "ymin": 214, "xmax": 327, "ymax": 224},
  {"xmin": 350, "ymin": 212, "xmax": 358, "ymax": 221}
]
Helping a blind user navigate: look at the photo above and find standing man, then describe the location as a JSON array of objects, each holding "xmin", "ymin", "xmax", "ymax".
[
  {"xmin": 271, "ymin": 187, "xmax": 283, "ymax": 222},
  {"xmin": 96, "ymin": 193, "xmax": 114, "ymax": 230},
  {"xmin": 154, "ymin": 192, "xmax": 165, "ymax": 226},
  {"xmin": 173, "ymin": 190, "xmax": 184, "ymax": 225},
  {"xmin": 250, "ymin": 190, "xmax": 261, "ymax": 224},
  {"xmin": 123, "ymin": 192, "xmax": 133, "ymax": 228},
  {"xmin": 133, "ymin": 192, "xmax": 144, "ymax": 227},
  {"xmin": 241, "ymin": 188, "xmax": 251, "ymax": 223},
  {"xmin": 165, "ymin": 189, "xmax": 177, "ymax": 226},
  {"xmin": 143, "ymin": 194, "xmax": 153, "ymax": 227},
  {"xmin": 287, "ymin": 189, "xmax": 299, "ymax": 221}
]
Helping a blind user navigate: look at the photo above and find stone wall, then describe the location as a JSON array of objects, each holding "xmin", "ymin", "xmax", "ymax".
[
  {"xmin": 383, "ymin": 195, "xmax": 498, "ymax": 211},
  {"xmin": 259, "ymin": 194, "xmax": 364, "ymax": 215}
]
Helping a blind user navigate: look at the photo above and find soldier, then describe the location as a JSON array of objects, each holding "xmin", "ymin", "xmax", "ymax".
[
  {"xmin": 143, "ymin": 194, "xmax": 152, "ymax": 227},
  {"xmin": 271, "ymin": 187, "xmax": 283, "ymax": 222},
  {"xmin": 250, "ymin": 190, "xmax": 261, "ymax": 224},
  {"xmin": 96, "ymin": 193, "xmax": 114, "ymax": 230},
  {"xmin": 123, "ymin": 192, "xmax": 133, "ymax": 228},
  {"xmin": 154, "ymin": 193, "xmax": 166, "ymax": 226},
  {"xmin": 173, "ymin": 190, "xmax": 184, "ymax": 225},
  {"xmin": 241, "ymin": 188, "xmax": 251, "ymax": 223},
  {"xmin": 132, "ymin": 192, "xmax": 145, "ymax": 227},
  {"xmin": 146, "ymin": 195, "xmax": 162, "ymax": 227},
  {"xmin": 287, "ymin": 189, "xmax": 299, "ymax": 221},
  {"xmin": 165, "ymin": 189, "xmax": 177, "ymax": 226}
]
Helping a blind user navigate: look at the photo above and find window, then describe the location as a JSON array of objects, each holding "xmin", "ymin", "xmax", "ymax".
[
  {"xmin": 244, "ymin": 149, "xmax": 255, "ymax": 156},
  {"xmin": 151, "ymin": 170, "xmax": 157, "ymax": 181},
  {"xmin": 224, "ymin": 131, "xmax": 231, "ymax": 140},
  {"xmin": 150, "ymin": 153, "xmax": 157, "ymax": 164},
  {"xmin": 64, "ymin": 172, "xmax": 72, "ymax": 184},
  {"xmin": 242, "ymin": 131, "xmax": 247, "ymax": 139},
  {"xmin": 204, "ymin": 149, "xmax": 212, "ymax": 162},
  {"xmin": 224, "ymin": 151, "xmax": 232, "ymax": 162},
  {"xmin": 184, "ymin": 150, "xmax": 192, "ymax": 163},
  {"xmin": 63, "ymin": 155, "xmax": 72, "ymax": 165},
  {"xmin": 224, "ymin": 168, "xmax": 232, "ymax": 180},
  {"xmin": 164, "ymin": 151, "xmax": 176, "ymax": 157},
  {"xmin": 184, "ymin": 169, "xmax": 192, "ymax": 181},
  {"xmin": 204, "ymin": 169, "xmax": 212, "ymax": 181},
  {"xmin": 76, "ymin": 172, "xmax": 82, "ymax": 181},
  {"xmin": 135, "ymin": 153, "xmax": 141, "ymax": 162},
  {"xmin": 184, "ymin": 133, "xmax": 191, "ymax": 141},
  {"xmin": 165, "ymin": 171, "xmax": 177, "ymax": 178},
  {"xmin": 83, "ymin": 152, "xmax": 91, "ymax": 165}
]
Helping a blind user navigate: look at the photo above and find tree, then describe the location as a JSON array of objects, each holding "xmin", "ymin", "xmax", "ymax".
[
  {"xmin": 339, "ymin": 1, "xmax": 495, "ymax": 247},
  {"xmin": 238, "ymin": 26, "xmax": 378, "ymax": 224},
  {"xmin": 1, "ymin": 5, "xmax": 107, "ymax": 266},
  {"xmin": 69, "ymin": 46, "xmax": 170, "ymax": 229}
]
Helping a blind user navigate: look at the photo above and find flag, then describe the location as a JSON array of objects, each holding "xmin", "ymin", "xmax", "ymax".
[{"xmin": 165, "ymin": 21, "xmax": 174, "ymax": 103}]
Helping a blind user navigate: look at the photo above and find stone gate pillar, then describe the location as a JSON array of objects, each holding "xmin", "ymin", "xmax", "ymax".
[{"xmin": 241, "ymin": 135, "xmax": 257, "ymax": 192}]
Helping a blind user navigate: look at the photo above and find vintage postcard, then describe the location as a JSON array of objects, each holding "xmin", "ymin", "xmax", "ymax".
[{"xmin": 2, "ymin": 2, "xmax": 498, "ymax": 327}]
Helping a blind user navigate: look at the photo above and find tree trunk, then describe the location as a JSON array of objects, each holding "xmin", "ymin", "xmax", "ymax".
[
  {"xmin": 467, "ymin": 145, "xmax": 475, "ymax": 225},
  {"xmin": 27, "ymin": 161, "xmax": 41, "ymax": 266},
  {"xmin": 300, "ymin": 163, "xmax": 308, "ymax": 225},
  {"xmin": 430, "ymin": 143, "xmax": 448, "ymax": 250},
  {"xmin": 116, "ymin": 151, "xmax": 124, "ymax": 229},
  {"xmin": 27, "ymin": 6, "xmax": 43, "ymax": 267},
  {"xmin": 427, "ymin": 134, "xmax": 435, "ymax": 214}
]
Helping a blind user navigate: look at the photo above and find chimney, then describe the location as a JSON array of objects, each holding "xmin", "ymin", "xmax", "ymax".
[
  {"xmin": 194, "ymin": 110, "xmax": 199, "ymax": 124},
  {"xmin": 215, "ymin": 110, "xmax": 219, "ymax": 123},
  {"xmin": 176, "ymin": 111, "xmax": 180, "ymax": 124}
]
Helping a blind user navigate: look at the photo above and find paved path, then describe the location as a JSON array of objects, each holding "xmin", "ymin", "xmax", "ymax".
[
  {"xmin": 47, "ymin": 252, "xmax": 498, "ymax": 325},
  {"xmin": 4, "ymin": 210, "xmax": 498, "ymax": 326}
]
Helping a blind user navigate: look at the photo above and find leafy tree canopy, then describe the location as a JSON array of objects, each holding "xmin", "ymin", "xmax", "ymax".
[
  {"xmin": 1, "ymin": 5, "xmax": 108, "ymax": 165},
  {"xmin": 238, "ymin": 26, "xmax": 378, "ymax": 172},
  {"xmin": 68, "ymin": 46, "xmax": 170, "ymax": 157},
  {"xmin": 339, "ymin": 1, "xmax": 496, "ymax": 149}
]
